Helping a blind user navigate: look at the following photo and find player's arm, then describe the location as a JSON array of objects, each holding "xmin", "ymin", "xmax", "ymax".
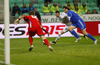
[
  {"xmin": 62, "ymin": 13, "xmax": 73, "ymax": 24},
  {"xmin": 67, "ymin": 12, "xmax": 72, "ymax": 22},
  {"xmin": 38, "ymin": 20, "xmax": 49, "ymax": 36},
  {"xmin": 62, "ymin": 17, "xmax": 69, "ymax": 24},
  {"xmin": 67, "ymin": 16, "xmax": 73, "ymax": 25},
  {"xmin": 69, "ymin": 22, "xmax": 72, "ymax": 24},
  {"xmin": 40, "ymin": 24, "xmax": 50, "ymax": 36},
  {"xmin": 14, "ymin": 15, "xmax": 27, "ymax": 25}
]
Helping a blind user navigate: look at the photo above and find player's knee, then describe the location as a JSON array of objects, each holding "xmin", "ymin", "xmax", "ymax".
[
  {"xmin": 68, "ymin": 28, "xmax": 72, "ymax": 31},
  {"xmin": 40, "ymin": 35, "xmax": 46, "ymax": 40},
  {"xmin": 82, "ymin": 30, "xmax": 88, "ymax": 35},
  {"xmin": 83, "ymin": 32, "xmax": 88, "ymax": 35}
]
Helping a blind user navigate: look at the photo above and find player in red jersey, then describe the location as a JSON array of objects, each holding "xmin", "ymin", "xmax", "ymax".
[{"xmin": 14, "ymin": 11, "xmax": 53, "ymax": 51}]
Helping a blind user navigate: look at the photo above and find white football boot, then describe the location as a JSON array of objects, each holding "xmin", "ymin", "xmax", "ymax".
[{"xmin": 75, "ymin": 37, "xmax": 81, "ymax": 43}]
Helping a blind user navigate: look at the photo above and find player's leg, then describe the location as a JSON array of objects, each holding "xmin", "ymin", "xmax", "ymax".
[
  {"xmin": 28, "ymin": 28, "xmax": 36, "ymax": 51},
  {"xmin": 81, "ymin": 29, "xmax": 97, "ymax": 44},
  {"xmin": 77, "ymin": 32, "xmax": 88, "ymax": 40},
  {"xmin": 37, "ymin": 27, "xmax": 54, "ymax": 51},
  {"xmin": 68, "ymin": 25, "xmax": 80, "ymax": 38},
  {"xmin": 51, "ymin": 26, "xmax": 69, "ymax": 44},
  {"xmin": 77, "ymin": 33, "xmax": 84, "ymax": 36},
  {"xmin": 50, "ymin": 30, "xmax": 65, "ymax": 44},
  {"xmin": 68, "ymin": 25, "xmax": 81, "ymax": 42},
  {"xmin": 77, "ymin": 20, "xmax": 97, "ymax": 44},
  {"xmin": 55, "ymin": 30, "xmax": 65, "ymax": 42},
  {"xmin": 29, "ymin": 35, "xmax": 33, "ymax": 47},
  {"xmin": 29, "ymin": 35, "xmax": 33, "ymax": 51},
  {"xmin": 40, "ymin": 35, "xmax": 50, "ymax": 46},
  {"xmin": 56, "ymin": 26, "xmax": 69, "ymax": 41},
  {"xmin": 72, "ymin": 19, "xmax": 87, "ymax": 42},
  {"xmin": 40, "ymin": 35, "xmax": 53, "ymax": 51}
]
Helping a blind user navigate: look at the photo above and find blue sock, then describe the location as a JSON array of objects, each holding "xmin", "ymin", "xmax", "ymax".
[
  {"xmin": 87, "ymin": 33, "xmax": 96, "ymax": 41},
  {"xmin": 70, "ymin": 30, "xmax": 80, "ymax": 38}
]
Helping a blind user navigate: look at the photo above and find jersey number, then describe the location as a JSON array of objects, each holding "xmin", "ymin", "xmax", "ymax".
[
  {"xmin": 31, "ymin": 15, "xmax": 38, "ymax": 19},
  {"xmin": 29, "ymin": 16, "xmax": 38, "ymax": 28}
]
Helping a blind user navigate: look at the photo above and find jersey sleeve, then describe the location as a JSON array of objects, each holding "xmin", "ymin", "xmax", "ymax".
[
  {"xmin": 35, "ymin": 16, "xmax": 41, "ymax": 25},
  {"xmin": 38, "ymin": 20, "xmax": 41, "ymax": 25},
  {"xmin": 67, "ymin": 12, "xmax": 72, "ymax": 22},
  {"xmin": 24, "ymin": 16, "xmax": 28, "ymax": 21}
]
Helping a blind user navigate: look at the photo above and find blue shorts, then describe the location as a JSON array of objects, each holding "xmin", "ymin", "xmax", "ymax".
[{"xmin": 72, "ymin": 19, "xmax": 86, "ymax": 30}]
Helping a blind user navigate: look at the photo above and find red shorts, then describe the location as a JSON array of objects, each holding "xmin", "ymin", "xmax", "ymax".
[{"xmin": 28, "ymin": 26, "xmax": 44, "ymax": 36}]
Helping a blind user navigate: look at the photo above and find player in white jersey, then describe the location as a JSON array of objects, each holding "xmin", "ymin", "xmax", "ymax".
[{"xmin": 50, "ymin": 11, "xmax": 87, "ymax": 44}]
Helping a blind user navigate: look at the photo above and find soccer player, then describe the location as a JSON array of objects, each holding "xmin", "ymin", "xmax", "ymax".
[
  {"xmin": 63, "ymin": 6, "xmax": 97, "ymax": 44},
  {"xmin": 51, "ymin": 11, "xmax": 87, "ymax": 44},
  {"xmin": 14, "ymin": 11, "xmax": 53, "ymax": 51},
  {"xmin": 34, "ymin": 7, "xmax": 49, "ymax": 36}
]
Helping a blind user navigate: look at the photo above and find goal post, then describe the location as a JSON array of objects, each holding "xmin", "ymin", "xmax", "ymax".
[{"xmin": 4, "ymin": 0, "xmax": 10, "ymax": 64}]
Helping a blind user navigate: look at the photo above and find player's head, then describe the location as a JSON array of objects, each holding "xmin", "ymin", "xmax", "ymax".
[
  {"xmin": 63, "ymin": 6, "xmax": 70, "ymax": 13},
  {"xmin": 29, "ymin": 11, "xmax": 35, "ymax": 15},
  {"xmin": 55, "ymin": 11, "xmax": 60, "ymax": 18}
]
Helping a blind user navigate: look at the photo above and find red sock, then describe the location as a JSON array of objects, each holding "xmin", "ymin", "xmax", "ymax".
[
  {"xmin": 29, "ymin": 36, "xmax": 33, "ymax": 46},
  {"xmin": 44, "ymin": 39, "xmax": 50, "ymax": 46}
]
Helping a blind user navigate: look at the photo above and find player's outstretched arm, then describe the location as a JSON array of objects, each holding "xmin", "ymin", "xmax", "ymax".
[
  {"xmin": 40, "ymin": 24, "xmax": 49, "ymax": 37},
  {"xmin": 42, "ymin": 28, "xmax": 49, "ymax": 37},
  {"xmin": 14, "ymin": 15, "xmax": 27, "ymax": 25}
]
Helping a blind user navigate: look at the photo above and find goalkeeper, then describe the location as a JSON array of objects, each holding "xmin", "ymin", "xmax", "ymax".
[
  {"xmin": 14, "ymin": 11, "xmax": 53, "ymax": 51},
  {"xmin": 50, "ymin": 11, "xmax": 87, "ymax": 44}
]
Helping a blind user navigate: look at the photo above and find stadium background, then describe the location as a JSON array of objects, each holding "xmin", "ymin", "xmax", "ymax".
[{"xmin": 0, "ymin": 0, "xmax": 100, "ymax": 65}]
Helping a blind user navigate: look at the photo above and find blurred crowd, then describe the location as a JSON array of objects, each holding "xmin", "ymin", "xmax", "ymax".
[{"xmin": 11, "ymin": 0, "xmax": 99, "ymax": 18}]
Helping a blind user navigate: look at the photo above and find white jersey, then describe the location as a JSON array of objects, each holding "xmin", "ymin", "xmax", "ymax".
[
  {"xmin": 59, "ymin": 12, "xmax": 71, "ymax": 26},
  {"xmin": 60, "ymin": 12, "xmax": 67, "ymax": 19}
]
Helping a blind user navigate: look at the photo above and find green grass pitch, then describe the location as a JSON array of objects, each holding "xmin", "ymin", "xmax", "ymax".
[{"xmin": 0, "ymin": 36, "xmax": 100, "ymax": 65}]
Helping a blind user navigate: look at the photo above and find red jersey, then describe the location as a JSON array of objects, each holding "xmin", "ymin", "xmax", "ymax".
[
  {"xmin": 24, "ymin": 15, "xmax": 44, "ymax": 36},
  {"xmin": 24, "ymin": 15, "xmax": 41, "ymax": 28}
]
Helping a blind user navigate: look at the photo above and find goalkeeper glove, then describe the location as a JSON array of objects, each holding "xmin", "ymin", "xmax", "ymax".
[{"xmin": 14, "ymin": 19, "xmax": 19, "ymax": 25}]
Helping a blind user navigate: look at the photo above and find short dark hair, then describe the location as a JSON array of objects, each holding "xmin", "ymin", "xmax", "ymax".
[
  {"xmin": 55, "ymin": 11, "xmax": 60, "ymax": 13},
  {"xmin": 63, "ymin": 6, "xmax": 70, "ymax": 10},
  {"xmin": 29, "ymin": 11, "xmax": 35, "ymax": 15}
]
